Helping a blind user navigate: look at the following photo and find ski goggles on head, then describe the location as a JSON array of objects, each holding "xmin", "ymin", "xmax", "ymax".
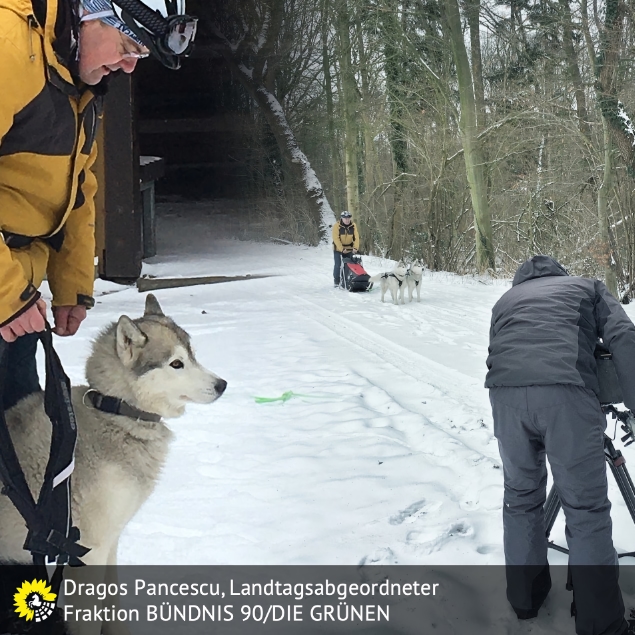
[
  {"xmin": 161, "ymin": 14, "xmax": 198, "ymax": 55},
  {"xmin": 340, "ymin": 211, "xmax": 352, "ymax": 218},
  {"xmin": 115, "ymin": 0, "xmax": 198, "ymax": 69},
  {"xmin": 121, "ymin": 12, "xmax": 198, "ymax": 64}
]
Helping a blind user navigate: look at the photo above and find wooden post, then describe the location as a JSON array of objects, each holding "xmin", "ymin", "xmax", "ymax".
[{"xmin": 97, "ymin": 73, "xmax": 142, "ymax": 282}]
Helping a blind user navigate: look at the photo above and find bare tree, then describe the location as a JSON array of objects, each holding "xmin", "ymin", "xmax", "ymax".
[{"xmin": 204, "ymin": 0, "xmax": 335, "ymax": 240}]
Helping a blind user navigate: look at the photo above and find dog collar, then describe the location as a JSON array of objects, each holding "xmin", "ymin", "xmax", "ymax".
[{"xmin": 83, "ymin": 389, "xmax": 162, "ymax": 423}]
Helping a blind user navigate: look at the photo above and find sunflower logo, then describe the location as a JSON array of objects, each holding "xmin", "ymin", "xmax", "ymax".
[{"xmin": 14, "ymin": 579, "xmax": 57, "ymax": 622}]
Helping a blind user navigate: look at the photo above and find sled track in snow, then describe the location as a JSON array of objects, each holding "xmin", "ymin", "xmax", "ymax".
[{"xmin": 293, "ymin": 295, "xmax": 500, "ymax": 465}]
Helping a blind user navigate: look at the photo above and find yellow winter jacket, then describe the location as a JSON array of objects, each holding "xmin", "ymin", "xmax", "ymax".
[
  {"xmin": 332, "ymin": 220, "xmax": 360, "ymax": 252},
  {"xmin": 0, "ymin": 0, "xmax": 102, "ymax": 326}
]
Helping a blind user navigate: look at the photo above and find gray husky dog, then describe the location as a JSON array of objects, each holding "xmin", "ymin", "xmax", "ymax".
[
  {"xmin": 369, "ymin": 261, "xmax": 408, "ymax": 305},
  {"xmin": 0, "ymin": 295, "xmax": 226, "ymax": 634},
  {"xmin": 405, "ymin": 259, "xmax": 425, "ymax": 302}
]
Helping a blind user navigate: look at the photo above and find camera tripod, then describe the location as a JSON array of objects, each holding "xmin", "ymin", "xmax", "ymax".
[{"xmin": 544, "ymin": 405, "xmax": 635, "ymax": 558}]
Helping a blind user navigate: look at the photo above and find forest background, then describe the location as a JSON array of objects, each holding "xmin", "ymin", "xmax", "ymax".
[{"xmin": 197, "ymin": 0, "xmax": 635, "ymax": 299}]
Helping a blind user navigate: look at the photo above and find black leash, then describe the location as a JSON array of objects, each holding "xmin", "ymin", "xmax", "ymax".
[{"xmin": 0, "ymin": 325, "xmax": 89, "ymax": 592}]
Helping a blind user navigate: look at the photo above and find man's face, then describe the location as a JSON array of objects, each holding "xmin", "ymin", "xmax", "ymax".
[
  {"xmin": 78, "ymin": 20, "xmax": 149, "ymax": 85},
  {"xmin": 342, "ymin": 216, "xmax": 352, "ymax": 225}
]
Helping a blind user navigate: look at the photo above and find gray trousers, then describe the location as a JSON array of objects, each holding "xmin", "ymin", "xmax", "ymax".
[
  {"xmin": 490, "ymin": 385, "xmax": 626, "ymax": 635},
  {"xmin": 333, "ymin": 251, "xmax": 343, "ymax": 285}
]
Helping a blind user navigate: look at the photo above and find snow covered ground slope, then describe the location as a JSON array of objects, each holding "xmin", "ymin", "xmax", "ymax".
[{"xmin": 37, "ymin": 204, "xmax": 635, "ymax": 573}]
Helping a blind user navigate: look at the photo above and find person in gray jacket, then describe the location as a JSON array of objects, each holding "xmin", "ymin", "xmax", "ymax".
[{"xmin": 486, "ymin": 254, "xmax": 635, "ymax": 635}]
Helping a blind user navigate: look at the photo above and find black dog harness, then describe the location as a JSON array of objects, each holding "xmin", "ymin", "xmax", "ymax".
[
  {"xmin": 382, "ymin": 273, "xmax": 404, "ymax": 287},
  {"xmin": 0, "ymin": 327, "xmax": 89, "ymax": 590}
]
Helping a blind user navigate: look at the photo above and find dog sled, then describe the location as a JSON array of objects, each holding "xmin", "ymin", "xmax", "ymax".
[{"xmin": 340, "ymin": 253, "xmax": 373, "ymax": 292}]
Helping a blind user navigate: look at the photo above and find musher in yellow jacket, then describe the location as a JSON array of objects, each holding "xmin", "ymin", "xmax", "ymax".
[
  {"xmin": 332, "ymin": 210, "xmax": 360, "ymax": 287},
  {"xmin": 0, "ymin": 0, "xmax": 197, "ymax": 409}
]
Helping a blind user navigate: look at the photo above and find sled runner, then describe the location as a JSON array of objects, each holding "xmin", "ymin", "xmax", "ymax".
[{"xmin": 340, "ymin": 254, "xmax": 373, "ymax": 292}]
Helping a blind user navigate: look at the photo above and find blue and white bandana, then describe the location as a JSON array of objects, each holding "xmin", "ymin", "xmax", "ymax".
[{"xmin": 80, "ymin": 0, "xmax": 145, "ymax": 47}]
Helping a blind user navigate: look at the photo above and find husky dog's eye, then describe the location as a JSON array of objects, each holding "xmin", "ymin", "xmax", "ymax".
[{"xmin": 170, "ymin": 360, "xmax": 184, "ymax": 369}]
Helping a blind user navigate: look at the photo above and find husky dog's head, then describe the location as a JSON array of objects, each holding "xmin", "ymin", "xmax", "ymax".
[
  {"xmin": 86, "ymin": 295, "xmax": 227, "ymax": 419},
  {"xmin": 394, "ymin": 261, "xmax": 408, "ymax": 276},
  {"xmin": 410, "ymin": 259, "xmax": 424, "ymax": 275}
]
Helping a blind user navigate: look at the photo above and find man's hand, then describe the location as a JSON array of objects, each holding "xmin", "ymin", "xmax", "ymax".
[
  {"xmin": 0, "ymin": 299, "xmax": 47, "ymax": 343},
  {"xmin": 52, "ymin": 305, "xmax": 87, "ymax": 337}
]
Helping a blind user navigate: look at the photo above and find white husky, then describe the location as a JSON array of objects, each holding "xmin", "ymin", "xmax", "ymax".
[
  {"xmin": 405, "ymin": 259, "xmax": 425, "ymax": 302},
  {"xmin": 369, "ymin": 261, "xmax": 408, "ymax": 305},
  {"xmin": 0, "ymin": 294, "xmax": 226, "ymax": 635}
]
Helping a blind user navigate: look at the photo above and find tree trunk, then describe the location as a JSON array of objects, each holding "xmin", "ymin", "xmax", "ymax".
[
  {"xmin": 582, "ymin": 0, "xmax": 621, "ymax": 294},
  {"xmin": 443, "ymin": 0, "xmax": 495, "ymax": 272},
  {"xmin": 596, "ymin": 0, "xmax": 635, "ymax": 175},
  {"xmin": 559, "ymin": 0, "xmax": 592, "ymax": 143},
  {"xmin": 598, "ymin": 118, "xmax": 618, "ymax": 295},
  {"xmin": 322, "ymin": 0, "xmax": 343, "ymax": 216},
  {"xmin": 382, "ymin": 0, "xmax": 408, "ymax": 258},
  {"xmin": 335, "ymin": 0, "xmax": 361, "ymax": 227},
  {"xmin": 465, "ymin": 0, "xmax": 486, "ymax": 131},
  {"xmin": 531, "ymin": 133, "xmax": 546, "ymax": 254},
  {"xmin": 356, "ymin": 16, "xmax": 378, "ymax": 254}
]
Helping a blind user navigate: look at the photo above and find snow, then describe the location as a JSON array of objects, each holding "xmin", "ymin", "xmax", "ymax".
[
  {"xmin": 33, "ymin": 203, "xmax": 635, "ymax": 627},
  {"xmin": 238, "ymin": 63, "xmax": 254, "ymax": 79},
  {"xmin": 617, "ymin": 101, "xmax": 635, "ymax": 146}
]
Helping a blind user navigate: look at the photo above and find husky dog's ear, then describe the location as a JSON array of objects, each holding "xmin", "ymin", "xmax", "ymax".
[
  {"xmin": 116, "ymin": 316, "xmax": 148, "ymax": 367},
  {"xmin": 144, "ymin": 294, "xmax": 165, "ymax": 317}
]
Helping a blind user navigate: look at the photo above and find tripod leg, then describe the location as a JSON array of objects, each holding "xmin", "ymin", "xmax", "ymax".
[
  {"xmin": 544, "ymin": 483, "xmax": 562, "ymax": 538},
  {"xmin": 601, "ymin": 435, "xmax": 635, "ymax": 557},
  {"xmin": 544, "ymin": 483, "xmax": 570, "ymax": 553},
  {"xmin": 607, "ymin": 460, "xmax": 635, "ymax": 524},
  {"xmin": 604, "ymin": 437, "xmax": 635, "ymax": 525}
]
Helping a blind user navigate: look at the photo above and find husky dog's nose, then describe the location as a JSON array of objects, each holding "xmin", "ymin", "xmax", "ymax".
[{"xmin": 215, "ymin": 379, "xmax": 227, "ymax": 395}]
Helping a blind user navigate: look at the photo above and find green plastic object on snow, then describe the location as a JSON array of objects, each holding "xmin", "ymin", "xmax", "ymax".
[{"xmin": 254, "ymin": 391, "xmax": 319, "ymax": 404}]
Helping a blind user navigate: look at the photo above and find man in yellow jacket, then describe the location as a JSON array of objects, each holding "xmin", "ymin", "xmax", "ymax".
[
  {"xmin": 332, "ymin": 210, "xmax": 360, "ymax": 287},
  {"xmin": 0, "ymin": 0, "xmax": 196, "ymax": 409}
]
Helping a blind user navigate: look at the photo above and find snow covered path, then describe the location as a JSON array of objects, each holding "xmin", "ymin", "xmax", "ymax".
[{"xmin": 37, "ymin": 205, "xmax": 635, "ymax": 572}]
